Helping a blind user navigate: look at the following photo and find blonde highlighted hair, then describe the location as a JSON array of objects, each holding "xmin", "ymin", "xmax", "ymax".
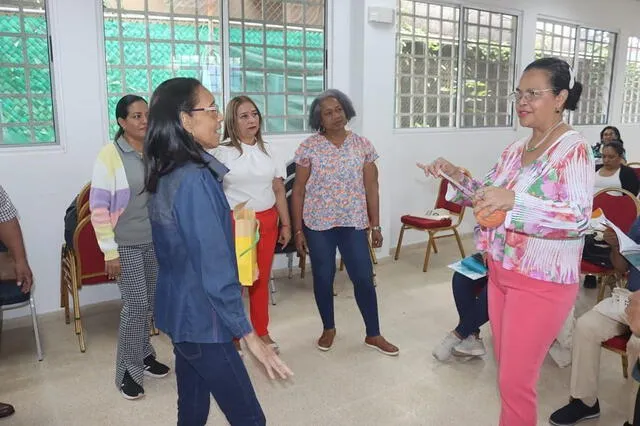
[{"xmin": 222, "ymin": 95, "xmax": 267, "ymax": 155}]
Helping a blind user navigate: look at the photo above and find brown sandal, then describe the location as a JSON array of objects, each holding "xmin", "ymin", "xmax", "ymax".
[
  {"xmin": 365, "ymin": 336, "xmax": 399, "ymax": 356},
  {"xmin": 317, "ymin": 329, "xmax": 336, "ymax": 351}
]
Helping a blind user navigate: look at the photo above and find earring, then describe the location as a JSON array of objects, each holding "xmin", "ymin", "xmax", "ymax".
[{"xmin": 555, "ymin": 107, "xmax": 561, "ymax": 113}]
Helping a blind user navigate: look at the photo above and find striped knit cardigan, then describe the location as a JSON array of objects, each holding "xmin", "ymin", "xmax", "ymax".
[{"xmin": 89, "ymin": 142, "xmax": 131, "ymax": 261}]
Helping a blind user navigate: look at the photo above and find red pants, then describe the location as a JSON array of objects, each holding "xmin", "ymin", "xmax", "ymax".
[
  {"xmin": 247, "ymin": 207, "xmax": 279, "ymax": 336},
  {"xmin": 487, "ymin": 257, "xmax": 578, "ymax": 426}
]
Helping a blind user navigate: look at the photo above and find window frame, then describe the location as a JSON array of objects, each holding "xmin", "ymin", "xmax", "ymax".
[
  {"xmin": 622, "ymin": 35, "xmax": 640, "ymax": 124},
  {"xmin": 535, "ymin": 16, "xmax": 618, "ymax": 126},
  {"xmin": 98, "ymin": 0, "xmax": 328, "ymax": 140},
  {"xmin": 0, "ymin": 0, "xmax": 62, "ymax": 150},
  {"xmin": 393, "ymin": 0, "xmax": 523, "ymax": 132}
]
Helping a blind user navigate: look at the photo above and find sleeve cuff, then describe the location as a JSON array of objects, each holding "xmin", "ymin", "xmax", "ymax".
[{"xmin": 104, "ymin": 249, "xmax": 119, "ymax": 261}]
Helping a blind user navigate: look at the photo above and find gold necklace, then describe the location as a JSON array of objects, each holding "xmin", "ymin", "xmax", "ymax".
[{"xmin": 525, "ymin": 121, "xmax": 564, "ymax": 152}]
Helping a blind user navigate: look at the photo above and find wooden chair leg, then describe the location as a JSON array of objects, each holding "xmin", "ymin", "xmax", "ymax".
[
  {"xmin": 71, "ymin": 276, "xmax": 86, "ymax": 353},
  {"xmin": 394, "ymin": 226, "xmax": 406, "ymax": 260},
  {"xmin": 339, "ymin": 258, "xmax": 344, "ymax": 271},
  {"xmin": 368, "ymin": 236, "xmax": 378, "ymax": 264},
  {"xmin": 431, "ymin": 233, "xmax": 439, "ymax": 254},
  {"xmin": 596, "ymin": 276, "xmax": 608, "ymax": 303},
  {"xmin": 453, "ymin": 229, "xmax": 466, "ymax": 258},
  {"xmin": 623, "ymin": 353, "xmax": 629, "ymax": 379},
  {"xmin": 423, "ymin": 233, "xmax": 434, "ymax": 272},
  {"xmin": 60, "ymin": 246, "xmax": 66, "ymax": 309},
  {"xmin": 299, "ymin": 253, "xmax": 306, "ymax": 279}
]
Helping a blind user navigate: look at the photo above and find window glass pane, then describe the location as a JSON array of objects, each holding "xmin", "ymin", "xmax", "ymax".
[
  {"xmin": 103, "ymin": 0, "xmax": 222, "ymax": 133},
  {"xmin": 229, "ymin": 0, "xmax": 325, "ymax": 133},
  {"xmin": 574, "ymin": 28, "xmax": 616, "ymax": 125},
  {"xmin": 395, "ymin": 1, "xmax": 460, "ymax": 128},
  {"xmin": 0, "ymin": 0, "xmax": 56, "ymax": 146},
  {"xmin": 460, "ymin": 8, "xmax": 517, "ymax": 128},
  {"xmin": 622, "ymin": 37, "xmax": 640, "ymax": 124},
  {"xmin": 535, "ymin": 19, "xmax": 616, "ymax": 125}
]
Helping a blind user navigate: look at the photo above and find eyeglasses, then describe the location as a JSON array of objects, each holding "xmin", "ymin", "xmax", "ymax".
[
  {"xmin": 190, "ymin": 105, "xmax": 219, "ymax": 114},
  {"xmin": 508, "ymin": 89, "xmax": 555, "ymax": 103}
]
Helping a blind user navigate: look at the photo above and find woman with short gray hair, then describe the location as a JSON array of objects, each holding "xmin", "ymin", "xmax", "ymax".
[{"xmin": 290, "ymin": 89, "xmax": 398, "ymax": 356}]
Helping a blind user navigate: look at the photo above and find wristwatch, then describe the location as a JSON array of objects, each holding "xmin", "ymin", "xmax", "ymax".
[{"xmin": 371, "ymin": 226, "xmax": 382, "ymax": 232}]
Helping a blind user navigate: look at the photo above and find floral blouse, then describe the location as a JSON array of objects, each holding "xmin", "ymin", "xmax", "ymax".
[
  {"xmin": 452, "ymin": 130, "xmax": 594, "ymax": 284},
  {"xmin": 294, "ymin": 132, "xmax": 378, "ymax": 231}
]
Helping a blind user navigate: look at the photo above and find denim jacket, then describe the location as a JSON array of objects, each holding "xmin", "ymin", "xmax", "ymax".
[{"xmin": 148, "ymin": 152, "xmax": 252, "ymax": 344}]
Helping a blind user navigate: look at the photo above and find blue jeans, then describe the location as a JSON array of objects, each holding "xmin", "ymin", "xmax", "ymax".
[
  {"xmin": 173, "ymin": 342, "xmax": 265, "ymax": 426},
  {"xmin": 452, "ymin": 272, "xmax": 489, "ymax": 338},
  {"xmin": 304, "ymin": 226, "xmax": 380, "ymax": 337}
]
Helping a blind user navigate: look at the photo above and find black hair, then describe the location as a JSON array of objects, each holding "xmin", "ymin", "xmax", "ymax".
[
  {"xmin": 308, "ymin": 89, "xmax": 357, "ymax": 131},
  {"xmin": 114, "ymin": 94, "xmax": 147, "ymax": 142},
  {"xmin": 600, "ymin": 125, "xmax": 622, "ymax": 143},
  {"xmin": 524, "ymin": 58, "xmax": 583, "ymax": 111},
  {"xmin": 602, "ymin": 141, "xmax": 626, "ymax": 158},
  {"xmin": 144, "ymin": 78, "xmax": 207, "ymax": 193}
]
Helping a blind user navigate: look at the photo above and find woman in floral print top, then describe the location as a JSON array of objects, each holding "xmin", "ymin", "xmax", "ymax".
[
  {"xmin": 421, "ymin": 58, "xmax": 593, "ymax": 426},
  {"xmin": 291, "ymin": 89, "xmax": 398, "ymax": 356}
]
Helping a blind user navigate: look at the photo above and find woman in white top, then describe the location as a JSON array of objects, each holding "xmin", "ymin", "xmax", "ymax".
[
  {"xmin": 213, "ymin": 96, "xmax": 291, "ymax": 353},
  {"xmin": 594, "ymin": 141, "xmax": 639, "ymax": 195}
]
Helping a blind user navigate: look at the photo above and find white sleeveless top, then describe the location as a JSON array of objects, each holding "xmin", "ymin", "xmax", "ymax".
[{"xmin": 594, "ymin": 168, "xmax": 621, "ymax": 194}]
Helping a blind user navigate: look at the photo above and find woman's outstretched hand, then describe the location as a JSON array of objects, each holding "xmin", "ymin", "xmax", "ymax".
[{"xmin": 416, "ymin": 158, "xmax": 461, "ymax": 180}]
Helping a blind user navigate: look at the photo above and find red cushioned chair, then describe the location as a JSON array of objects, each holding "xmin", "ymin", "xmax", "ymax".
[
  {"xmin": 60, "ymin": 215, "xmax": 115, "ymax": 352},
  {"xmin": 394, "ymin": 173, "xmax": 468, "ymax": 272},
  {"xmin": 582, "ymin": 187, "xmax": 640, "ymax": 302},
  {"xmin": 626, "ymin": 162, "xmax": 640, "ymax": 181},
  {"xmin": 602, "ymin": 333, "xmax": 631, "ymax": 379}
]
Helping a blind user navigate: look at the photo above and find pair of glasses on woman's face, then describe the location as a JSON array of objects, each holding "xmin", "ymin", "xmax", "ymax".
[
  {"xmin": 190, "ymin": 104, "xmax": 219, "ymax": 114},
  {"xmin": 508, "ymin": 88, "xmax": 555, "ymax": 103}
]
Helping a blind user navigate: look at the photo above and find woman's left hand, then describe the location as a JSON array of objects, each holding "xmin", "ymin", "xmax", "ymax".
[
  {"xmin": 371, "ymin": 229, "xmax": 383, "ymax": 248},
  {"xmin": 473, "ymin": 186, "xmax": 515, "ymax": 215},
  {"xmin": 278, "ymin": 226, "xmax": 291, "ymax": 248}
]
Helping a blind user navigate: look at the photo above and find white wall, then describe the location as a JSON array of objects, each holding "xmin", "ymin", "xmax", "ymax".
[{"xmin": 1, "ymin": 0, "xmax": 640, "ymax": 317}]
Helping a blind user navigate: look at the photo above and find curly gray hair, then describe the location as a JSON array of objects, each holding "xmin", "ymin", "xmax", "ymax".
[{"xmin": 308, "ymin": 89, "xmax": 357, "ymax": 131}]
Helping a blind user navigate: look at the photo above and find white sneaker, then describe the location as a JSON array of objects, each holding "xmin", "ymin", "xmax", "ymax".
[
  {"xmin": 453, "ymin": 335, "xmax": 486, "ymax": 357},
  {"xmin": 432, "ymin": 332, "xmax": 462, "ymax": 361}
]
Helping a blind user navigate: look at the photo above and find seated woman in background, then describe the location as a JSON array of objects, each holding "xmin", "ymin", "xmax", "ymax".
[
  {"xmin": 593, "ymin": 126, "xmax": 623, "ymax": 165},
  {"xmin": 432, "ymin": 270, "xmax": 488, "ymax": 361},
  {"xmin": 594, "ymin": 142, "xmax": 638, "ymax": 196}
]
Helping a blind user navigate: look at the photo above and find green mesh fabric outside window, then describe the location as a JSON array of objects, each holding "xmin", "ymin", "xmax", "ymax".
[
  {"xmin": 0, "ymin": 1, "xmax": 56, "ymax": 146},
  {"xmin": 104, "ymin": 0, "xmax": 325, "ymax": 135},
  {"xmin": 103, "ymin": 0, "xmax": 223, "ymax": 135},
  {"xmin": 228, "ymin": 0, "xmax": 325, "ymax": 133}
]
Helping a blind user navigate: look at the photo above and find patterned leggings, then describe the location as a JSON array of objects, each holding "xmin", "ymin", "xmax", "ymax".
[{"xmin": 114, "ymin": 243, "xmax": 158, "ymax": 388}]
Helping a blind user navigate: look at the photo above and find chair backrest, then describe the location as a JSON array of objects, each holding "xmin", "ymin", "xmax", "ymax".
[
  {"xmin": 76, "ymin": 182, "xmax": 90, "ymax": 213},
  {"xmin": 593, "ymin": 187, "xmax": 640, "ymax": 233},
  {"xmin": 434, "ymin": 169, "xmax": 471, "ymax": 225},
  {"xmin": 626, "ymin": 162, "xmax": 640, "ymax": 181},
  {"xmin": 72, "ymin": 215, "xmax": 111, "ymax": 285},
  {"xmin": 283, "ymin": 160, "xmax": 296, "ymax": 195}
]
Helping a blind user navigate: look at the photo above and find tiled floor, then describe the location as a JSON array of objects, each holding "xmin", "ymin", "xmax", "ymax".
[{"xmin": 0, "ymin": 239, "xmax": 630, "ymax": 425}]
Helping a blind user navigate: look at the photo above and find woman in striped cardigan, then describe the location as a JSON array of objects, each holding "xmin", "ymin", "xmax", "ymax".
[{"xmin": 89, "ymin": 95, "xmax": 170, "ymax": 400}]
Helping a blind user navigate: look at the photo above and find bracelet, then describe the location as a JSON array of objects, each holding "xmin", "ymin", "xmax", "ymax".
[
  {"xmin": 371, "ymin": 226, "xmax": 382, "ymax": 232},
  {"xmin": 281, "ymin": 224, "xmax": 290, "ymax": 228},
  {"xmin": 294, "ymin": 230, "xmax": 303, "ymax": 235}
]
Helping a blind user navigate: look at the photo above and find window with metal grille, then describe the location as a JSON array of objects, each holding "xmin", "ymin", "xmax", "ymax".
[
  {"xmin": 535, "ymin": 19, "xmax": 617, "ymax": 126},
  {"xmin": 0, "ymin": 0, "xmax": 56, "ymax": 146},
  {"xmin": 395, "ymin": 1, "xmax": 518, "ymax": 129},
  {"xmin": 103, "ymin": 0, "xmax": 326, "ymax": 135},
  {"xmin": 622, "ymin": 36, "xmax": 640, "ymax": 124}
]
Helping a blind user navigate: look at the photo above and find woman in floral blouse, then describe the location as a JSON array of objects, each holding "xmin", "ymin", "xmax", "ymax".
[
  {"xmin": 421, "ymin": 58, "xmax": 593, "ymax": 426},
  {"xmin": 291, "ymin": 89, "xmax": 398, "ymax": 356}
]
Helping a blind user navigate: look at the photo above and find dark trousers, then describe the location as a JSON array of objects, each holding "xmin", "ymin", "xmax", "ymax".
[
  {"xmin": 304, "ymin": 226, "xmax": 381, "ymax": 337},
  {"xmin": 174, "ymin": 342, "xmax": 265, "ymax": 426},
  {"xmin": 452, "ymin": 272, "xmax": 489, "ymax": 338}
]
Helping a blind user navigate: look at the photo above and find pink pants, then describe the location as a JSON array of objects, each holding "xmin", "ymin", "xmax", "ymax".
[{"xmin": 487, "ymin": 258, "xmax": 578, "ymax": 426}]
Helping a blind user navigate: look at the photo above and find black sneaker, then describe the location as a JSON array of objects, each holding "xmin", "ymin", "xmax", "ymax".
[
  {"xmin": 583, "ymin": 275, "xmax": 597, "ymax": 289},
  {"xmin": 120, "ymin": 370, "xmax": 144, "ymax": 400},
  {"xmin": 143, "ymin": 355, "xmax": 170, "ymax": 378},
  {"xmin": 549, "ymin": 398, "xmax": 600, "ymax": 425}
]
